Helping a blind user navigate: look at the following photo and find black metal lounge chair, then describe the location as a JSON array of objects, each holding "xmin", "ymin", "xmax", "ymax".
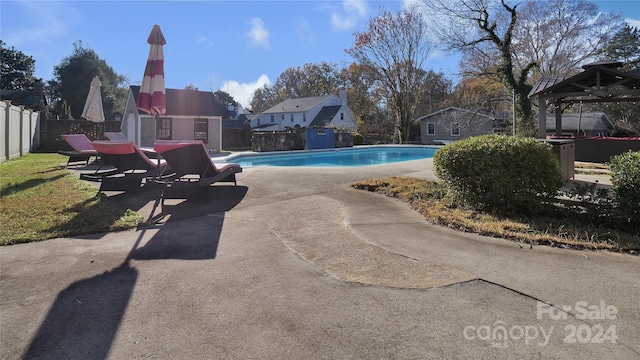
[
  {"xmin": 153, "ymin": 140, "xmax": 242, "ymax": 204},
  {"xmin": 58, "ymin": 134, "xmax": 100, "ymax": 167},
  {"xmin": 80, "ymin": 140, "xmax": 169, "ymax": 192}
]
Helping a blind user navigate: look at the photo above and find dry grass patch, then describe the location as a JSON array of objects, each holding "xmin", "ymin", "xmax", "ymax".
[{"xmin": 352, "ymin": 176, "xmax": 638, "ymax": 254}]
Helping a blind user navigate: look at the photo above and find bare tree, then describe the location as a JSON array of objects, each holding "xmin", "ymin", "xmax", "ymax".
[
  {"xmin": 346, "ymin": 5, "xmax": 433, "ymax": 143},
  {"xmin": 513, "ymin": 0, "xmax": 622, "ymax": 82},
  {"xmin": 424, "ymin": 0, "xmax": 538, "ymax": 135}
]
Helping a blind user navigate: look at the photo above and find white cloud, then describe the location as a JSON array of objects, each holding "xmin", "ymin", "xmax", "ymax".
[
  {"xmin": 331, "ymin": 0, "xmax": 369, "ymax": 31},
  {"xmin": 247, "ymin": 18, "xmax": 270, "ymax": 49},
  {"xmin": 331, "ymin": 14, "xmax": 354, "ymax": 31},
  {"xmin": 197, "ymin": 36, "xmax": 214, "ymax": 47},
  {"xmin": 626, "ymin": 17, "xmax": 640, "ymax": 29},
  {"xmin": 344, "ymin": 0, "xmax": 368, "ymax": 17},
  {"xmin": 221, "ymin": 74, "xmax": 272, "ymax": 108}
]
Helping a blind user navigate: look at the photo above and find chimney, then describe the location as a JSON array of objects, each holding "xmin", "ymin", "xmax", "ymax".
[{"xmin": 339, "ymin": 88, "xmax": 347, "ymax": 106}]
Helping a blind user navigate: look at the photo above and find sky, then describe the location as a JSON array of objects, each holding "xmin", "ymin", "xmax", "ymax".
[{"xmin": 2, "ymin": 0, "xmax": 639, "ymax": 108}]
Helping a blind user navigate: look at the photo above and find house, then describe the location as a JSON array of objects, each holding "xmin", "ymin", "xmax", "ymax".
[
  {"xmin": 250, "ymin": 90, "xmax": 357, "ymax": 132},
  {"xmin": 0, "ymin": 82, "xmax": 47, "ymax": 111},
  {"xmin": 545, "ymin": 112, "xmax": 614, "ymax": 138},
  {"xmin": 417, "ymin": 107, "xmax": 508, "ymax": 144},
  {"xmin": 121, "ymin": 86, "xmax": 223, "ymax": 152}
]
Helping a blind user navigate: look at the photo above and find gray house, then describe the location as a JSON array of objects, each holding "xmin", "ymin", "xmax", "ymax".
[
  {"xmin": 417, "ymin": 107, "xmax": 508, "ymax": 144},
  {"xmin": 545, "ymin": 112, "xmax": 614, "ymax": 137}
]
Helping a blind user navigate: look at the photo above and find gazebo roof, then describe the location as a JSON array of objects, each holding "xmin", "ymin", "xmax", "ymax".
[{"xmin": 528, "ymin": 60, "xmax": 640, "ymax": 102}]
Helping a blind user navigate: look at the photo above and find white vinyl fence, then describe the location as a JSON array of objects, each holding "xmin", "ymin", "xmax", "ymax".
[{"xmin": 1, "ymin": 100, "xmax": 40, "ymax": 162}]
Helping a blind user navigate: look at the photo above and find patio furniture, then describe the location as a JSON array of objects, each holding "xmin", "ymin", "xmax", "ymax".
[
  {"xmin": 58, "ymin": 134, "xmax": 100, "ymax": 167},
  {"xmin": 104, "ymin": 132, "xmax": 128, "ymax": 141},
  {"xmin": 80, "ymin": 141, "xmax": 170, "ymax": 192},
  {"xmin": 152, "ymin": 140, "xmax": 242, "ymax": 204}
]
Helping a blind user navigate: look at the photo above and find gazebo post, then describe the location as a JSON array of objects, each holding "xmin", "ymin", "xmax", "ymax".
[
  {"xmin": 538, "ymin": 97, "xmax": 547, "ymax": 139},
  {"xmin": 554, "ymin": 100, "xmax": 563, "ymax": 137}
]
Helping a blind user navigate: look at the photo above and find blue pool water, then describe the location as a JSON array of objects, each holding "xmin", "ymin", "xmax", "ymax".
[{"xmin": 222, "ymin": 146, "xmax": 438, "ymax": 167}]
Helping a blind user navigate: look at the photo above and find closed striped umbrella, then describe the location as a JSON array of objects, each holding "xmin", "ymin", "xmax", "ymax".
[{"xmin": 136, "ymin": 25, "xmax": 166, "ymax": 116}]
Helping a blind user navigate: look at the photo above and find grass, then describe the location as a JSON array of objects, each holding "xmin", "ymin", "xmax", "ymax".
[
  {"xmin": 352, "ymin": 176, "xmax": 639, "ymax": 254},
  {"xmin": 0, "ymin": 153, "xmax": 142, "ymax": 245}
]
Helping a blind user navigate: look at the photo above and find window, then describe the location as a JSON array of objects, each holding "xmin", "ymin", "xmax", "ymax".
[
  {"xmin": 282, "ymin": 114, "xmax": 285, "ymax": 120},
  {"xmin": 270, "ymin": 115, "xmax": 275, "ymax": 123},
  {"xmin": 451, "ymin": 122, "xmax": 460, "ymax": 136},
  {"xmin": 194, "ymin": 118, "xmax": 208, "ymax": 142},
  {"xmin": 340, "ymin": 112, "xmax": 344, "ymax": 120},
  {"xmin": 303, "ymin": 113, "xmax": 306, "ymax": 122},
  {"xmin": 157, "ymin": 117, "xmax": 172, "ymax": 140},
  {"xmin": 290, "ymin": 114, "xmax": 294, "ymax": 122},
  {"xmin": 427, "ymin": 122, "xmax": 435, "ymax": 136}
]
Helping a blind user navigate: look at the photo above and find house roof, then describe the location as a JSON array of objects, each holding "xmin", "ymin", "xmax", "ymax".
[
  {"xmin": 262, "ymin": 95, "xmax": 334, "ymax": 114},
  {"xmin": 546, "ymin": 112, "xmax": 614, "ymax": 131},
  {"xmin": 0, "ymin": 85, "xmax": 47, "ymax": 110},
  {"xmin": 131, "ymin": 86, "xmax": 222, "ymax": 116},
  {"xmin": 416, "ymin": 106, "xmax": 497, "ymax": 122},
  {"xmin": 309, "ymin": 105, "xmax": 342, "ymax": 127}
]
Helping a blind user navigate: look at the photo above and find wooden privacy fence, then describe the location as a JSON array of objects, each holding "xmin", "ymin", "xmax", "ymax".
[
  {"xmin": 39, "ymin": 119, "xmax": 122, "ymax": 152},
  {"xmin": 1, "ymin": 101, "xmax": 40, "ymax": 162}
]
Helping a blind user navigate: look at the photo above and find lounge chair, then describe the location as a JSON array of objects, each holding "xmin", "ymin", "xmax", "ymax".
[
  {"xmin": 104, "ymin": 131, "xmax": 160, "ymax": 161},
  {"xmin": 104, "ymin": 132, "xmax": 128, "ymax": 141},
  {"xmin": 80, "ymin": 141, "xmax": 169, "ymax": 192},
  {"xmin": 153, "ymin": 140, "xmax": 242, "ymax": 203},
  {"xmin": 58, "ymin": 134, "xmax": 100, "ymax": 167}
]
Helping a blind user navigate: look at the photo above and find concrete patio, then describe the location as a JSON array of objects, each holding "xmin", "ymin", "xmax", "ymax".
[{"xmin": 1, "ymin": 158, "xmax": 638, "ymax": 359}]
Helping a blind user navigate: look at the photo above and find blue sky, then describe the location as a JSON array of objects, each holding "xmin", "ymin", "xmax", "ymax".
[{"xmin": 2, "ymin": 0, "xmax": 639, "ymax": 108}]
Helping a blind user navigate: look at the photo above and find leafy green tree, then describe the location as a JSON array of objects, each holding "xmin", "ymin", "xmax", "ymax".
[
  {"xmin": 0, "ymin": 40, "xmax": 41, "ymax": 90},
  {"xmin": 250, "ymin": 84, "xmax": 280, "ymax": 113},
  {"xmin": 47, "ymin": 41, "xmax": 128, "ymax": 120},
  {"xmin": 603, "ymin": 24, "xmax": 640, "ymax": 71}
]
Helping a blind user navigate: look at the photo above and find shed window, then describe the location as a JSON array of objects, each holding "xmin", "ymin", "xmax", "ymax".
[
  {"xmin": 427, "ymin": 122, "xmax": 435, "ymax": 135},
  {"xmin": 451, "ymin": 122, "xmax": 460, "ymax": 136},
  {"xmin": 290, "ymin": 114, "xmax": 294, "ymax": 122},
  {"xmin": 194, "ymin": 118, "xmax": 208, "ymax": 142},
  {"xmin": 157, "ymin": 117, "xmax": 172, "ymax": 140},
  {"xmin": 270, "ymin": 115, "xmax": 275, "ymax": 123}
]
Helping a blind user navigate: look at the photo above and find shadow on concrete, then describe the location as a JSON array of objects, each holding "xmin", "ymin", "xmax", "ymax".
[
  {"xmin": 22, "ymin": 185, "xmax": 247, "ymax": 359},
  {"xmin": 22, "ymin": 264, "xmax": 138, "ymax": 360}
]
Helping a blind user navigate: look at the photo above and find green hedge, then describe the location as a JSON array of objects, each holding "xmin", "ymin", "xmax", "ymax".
[
  {"xmin": 610, "ymin": 150, "xmax": 640, "ymax": 230},
  {"xmin": 433, "ymin": 134, "xmax": 563, "ymax": 214}
]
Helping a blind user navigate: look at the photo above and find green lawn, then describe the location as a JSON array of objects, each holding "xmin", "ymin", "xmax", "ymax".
[{"xmin": 0, "ymin": 153, "xmax": 142, "ymax": 245}]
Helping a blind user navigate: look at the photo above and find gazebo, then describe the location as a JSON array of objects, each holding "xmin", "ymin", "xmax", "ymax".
[{"xmin": 529, "ymin": 60, "xmax": 640, "ymax": 138}]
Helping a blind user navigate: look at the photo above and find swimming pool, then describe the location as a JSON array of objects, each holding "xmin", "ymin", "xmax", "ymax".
[{"xmin": 221, "ymin": 145, "xmax": 438, "ymax": 167}]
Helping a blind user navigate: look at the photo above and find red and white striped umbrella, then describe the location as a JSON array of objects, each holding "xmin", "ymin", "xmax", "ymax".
[{"xmin": 136, "ymin": 25, "xmax": 166, "ymax": 116}]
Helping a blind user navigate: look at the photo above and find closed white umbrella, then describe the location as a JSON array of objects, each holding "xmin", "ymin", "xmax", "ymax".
[{"xmin": 82, "ymin": 75, "xmax": 105, "ymax": 122}]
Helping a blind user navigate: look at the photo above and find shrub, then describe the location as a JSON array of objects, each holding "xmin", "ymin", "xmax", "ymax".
[
  {"xmin": 609, "ymin": 150, "xmax": 640, "ymax": 231},
  {"xmin": 433, "ymin": 134, "xmax": 563, "ymax": 214},
  {"xmin": 352, "ymin": 132, "xmax": 364, "ymax": 145}
]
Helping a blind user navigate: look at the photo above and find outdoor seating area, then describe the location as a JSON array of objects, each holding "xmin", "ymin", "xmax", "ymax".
[
  {"xmin": 70, "ymin": 137, "xmax": 243, "ymax": 199},
  {"xmin": 79, "ymin": 140, "xmax": 169, "ymax": 192},
  {"xmin": 153, "ymin": 140, "xmax": 243, "ymax": 206}
]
